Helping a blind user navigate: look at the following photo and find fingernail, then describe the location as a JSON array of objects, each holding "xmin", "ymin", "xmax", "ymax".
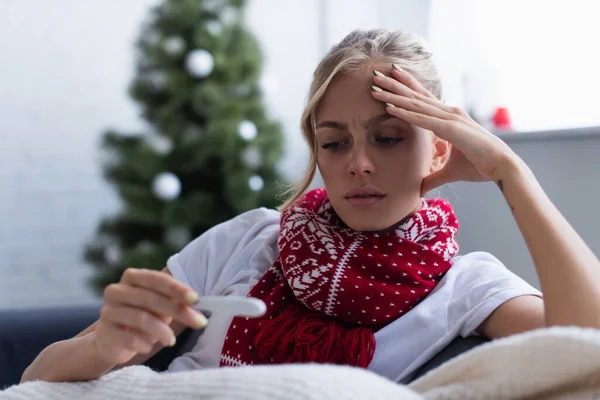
[
  {"xmin": 386, "ymin": 102, "xmax": 396, "ymax": 108},
  {"xmin": 185, "ymin": 292, "xmax": 199, "ymax": 305},
  {"xmin": 168, "ymin": 337, "xmax": 177, "ymax": 347},
  {"xmin": 371, "ymin": 85, "xmax": 383, "ymax": 92},
  {"xmin": 392, "ymin": 63, "xmax": 403, "ymax": 72},
  {"xmin": 373, "ymin": 70, "xmax": 385, "ymax": 78},
  {"xmin": 194, "ymin": 313, "xmax": 208, "ymax": 328}
]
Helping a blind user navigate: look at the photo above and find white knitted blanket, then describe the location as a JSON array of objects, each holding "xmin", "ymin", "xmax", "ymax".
[{"xmin": 3, "ymin": 327, "xmax": 600, "ymax": 400}]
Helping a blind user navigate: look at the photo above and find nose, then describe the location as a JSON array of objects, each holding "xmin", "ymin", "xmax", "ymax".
[{"xmin": 347, "ymin": 144, "xmax": 375, "ymax": 176}]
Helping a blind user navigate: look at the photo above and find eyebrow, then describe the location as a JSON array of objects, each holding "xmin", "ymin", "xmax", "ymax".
[{"xmin": 315, "ymin": 113, "xmax": 395, "ymax": 131}]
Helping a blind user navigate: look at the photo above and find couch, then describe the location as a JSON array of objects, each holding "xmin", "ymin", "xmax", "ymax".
[{"xmin": 0, "ymin": 305, "xmax": 488, "ymax": 389}]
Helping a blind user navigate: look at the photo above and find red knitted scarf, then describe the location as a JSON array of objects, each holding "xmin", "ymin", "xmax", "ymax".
[{"xmin": 220, "ymin": 188, "xmax": 459, "ymax": 368}]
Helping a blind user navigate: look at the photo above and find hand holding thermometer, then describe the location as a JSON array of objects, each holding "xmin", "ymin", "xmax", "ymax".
[{"xmin": 192, "ymin": 296, "xmax": 267, "ymax": 318}]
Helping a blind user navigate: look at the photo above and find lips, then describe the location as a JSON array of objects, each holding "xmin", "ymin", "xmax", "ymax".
[
  {"xmin": 344, "ymin": 187, "xmax": 386, "ymax": 198},
  {"xmin": 348, "ymin": 194, "xmax": 384, "ymax": 198},
  {"xmin": 344, "ymin": 187, "xmax": 386, "ymax": 207}
]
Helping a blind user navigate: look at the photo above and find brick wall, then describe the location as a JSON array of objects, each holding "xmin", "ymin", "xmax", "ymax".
[{"xmin": 0, "ymin": 0, "xmax": 159, "ymax": 309}]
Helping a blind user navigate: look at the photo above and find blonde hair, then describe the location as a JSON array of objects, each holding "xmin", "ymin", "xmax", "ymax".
[{"xmin": 277, "ymin": 29, "xmax": 442, "ymax": 211}]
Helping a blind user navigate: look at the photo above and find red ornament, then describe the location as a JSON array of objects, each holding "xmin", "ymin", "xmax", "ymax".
[{"xmin": 492, "ymin": 107, "xmax": 512, "ymax": 130}]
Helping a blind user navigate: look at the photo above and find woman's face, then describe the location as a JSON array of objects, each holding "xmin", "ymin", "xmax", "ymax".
[{"xmin": 315, "ymin": 65, "xmax": 444, "ymax": 232}]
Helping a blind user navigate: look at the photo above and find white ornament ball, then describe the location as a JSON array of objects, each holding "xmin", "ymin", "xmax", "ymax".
[
  {"xmin": 104, "ymin": 244, "xmax": 121, "ymax": 265},
  {"xmin": 206, "ymin": 20, "xmax": 223, "ymax": 36},
  {"xmin": 185, "ymin": 49, "xmax": 214, "ymax": 78},
  {"xmin": 241, "ymin": 146, "xmax": 262, "ymax": 169},
  {"xmin": 163, "ymin": 36, "xmax": 185, "ymax": 55},
  {"xmin": 146, "ymin": 134, "xmax": 173, "ymax": 155},
  {"xmin": 238, "ymin": 120, "xmax": 257, "ymax": 141},
  {"xmin": 248, "ymin": 175, "xmax": 264, "ymax": 192},
  {"xmin": 152, "ymin": 172, "xmax": 182, "ymax": 201}
]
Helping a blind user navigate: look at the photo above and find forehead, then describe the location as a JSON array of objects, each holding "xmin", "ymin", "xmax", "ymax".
[
  {"xmin": 314, "ymin": 65, "xmax": 412, "ymax": 130},
  {"xmin": 315, "ymin": 65, "xmax": 391, "ymax": 121}
]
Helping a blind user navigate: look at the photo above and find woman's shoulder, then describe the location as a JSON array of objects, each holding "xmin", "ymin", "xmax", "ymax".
[
  {"xmin": 451, "ymin": 251, "xmax": 505, "ymax": 269},
  {"xmin": 186, "ymin": 207, "xmax": 281, "ymax": 252},
  {"xmin": 445, "ymin": 251, "xmax": 516, "ymax": 286},
  {"xmin": 166, "ymin": 207, "xmax": 281, "ymax": 295},
  {"xmin": 172, "ymin": 207, "xmax": 280, "ymax": 259},
  {"xmin": 446, "ymin": 251, "xmax": 537, "ymax": 292},
  {"xmin": 218, "ymin": 207, "xmax": 281, "ymax": 230}
]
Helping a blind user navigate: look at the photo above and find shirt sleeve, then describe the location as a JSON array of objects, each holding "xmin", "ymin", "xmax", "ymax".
[
  {"xmin": 166, "ymin": 207, "xmax": 280, "ymax": 296},
  {"xmin": 446, "ymin": 251, "xmax": 543, "ymax": 338}
]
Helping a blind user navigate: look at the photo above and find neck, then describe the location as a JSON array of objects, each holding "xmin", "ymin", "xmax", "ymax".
[{"xmin": 337, "ymin": 198, "xmax": 424, "ymax": 234}]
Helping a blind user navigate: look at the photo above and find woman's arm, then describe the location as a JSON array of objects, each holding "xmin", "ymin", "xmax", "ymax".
[
  {"xmin": 22, "ymin": 319, "xmax": 187, "ymax": 383},
  {"xmin": 21, "ymin": 267, "xmax": 190, "ymax": 383},
  {"xmin": 21, "ymin": 331, "xmax": 117, "ymax": 383},
  {"xmin": 477, "ymin": 156, "xmax": 600, "ymax": 339},
  {"xmin": 493, "ymin": 156, "xmax": 600, "ymax": 328}
]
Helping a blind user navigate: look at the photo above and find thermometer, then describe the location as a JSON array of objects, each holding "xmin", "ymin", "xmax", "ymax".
[{"xmin": 193, "ymin": 296, "xmax": 267, "ymax": 318}]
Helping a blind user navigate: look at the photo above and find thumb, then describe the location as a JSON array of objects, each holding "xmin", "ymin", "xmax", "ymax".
[{"xmin": 420, "ymin": 168, "xmax": 454, "ymax": 196}]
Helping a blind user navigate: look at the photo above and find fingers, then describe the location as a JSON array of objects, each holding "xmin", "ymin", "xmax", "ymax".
[
  {"xmin": 104, "ymin": 283, "xmax": 207, "ymax": 330},
  {"xmin": 371, "ymin": 85, "xmax": 455, "ymax": 123},
  {"xmin": 100, "ymin": 305, "xmax": 175, "ymax": 347},
  {"xmin": 121, "ymin": 268, "xmax": 198, "ymax": 306},
  {"xmin": 372, "ymin": 67, "xmax": 476, "ymax": 125},
  {"xmin": 379, "ymin": 104, "xmax": 477, "ymax": 152},
  {"xmin": 383, "ymin": 105, "xmax": 457, "ymax": 141},
  {"xmin": 373, "ymin": 68, "xmax": 437, "ymax": 102},
  {"xmin": 390, "ymin": 64, "xmax": 436, "ymax": 99}
]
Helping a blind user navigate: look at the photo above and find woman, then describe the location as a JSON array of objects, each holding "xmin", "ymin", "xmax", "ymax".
[{"xmin": 22, "ymin": 29, "xmax": 600, "ymax": 384}]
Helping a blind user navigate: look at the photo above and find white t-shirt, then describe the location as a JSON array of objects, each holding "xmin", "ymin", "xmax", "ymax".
[{"xmin": 165, "ymin": 207, "xmax": 542, "ymax": 383}]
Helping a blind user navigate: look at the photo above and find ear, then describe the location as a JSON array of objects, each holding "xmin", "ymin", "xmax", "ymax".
[{"xmin": 429, "ymin": 137, "xmax": 451, "ymax": 174}]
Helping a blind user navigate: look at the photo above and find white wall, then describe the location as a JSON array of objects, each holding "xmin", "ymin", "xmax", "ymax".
[
  {"xmin": 428, "ymin": 0, "xmax": 600, "ymax": 131},
  {"xmin": 0, "ymin": 0, "xmax": 431, "ymax": 309}
]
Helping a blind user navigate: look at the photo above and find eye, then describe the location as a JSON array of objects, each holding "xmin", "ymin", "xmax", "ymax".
[
  {"xmin": 376, "ymin": 137, "xmax": 405, "ymax": 145},
  {"xmin": 321, "ymin": 141, "xmax": 347, "ymax": 150}
]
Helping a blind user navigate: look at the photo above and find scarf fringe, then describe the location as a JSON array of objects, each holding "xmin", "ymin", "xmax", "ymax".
[{"xmin": 254, "ymin": 302, "xmax": 375, "ymax": 368}]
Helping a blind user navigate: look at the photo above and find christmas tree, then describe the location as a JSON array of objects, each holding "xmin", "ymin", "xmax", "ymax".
[{"xmin": 85, "ymin": 0, "xmax": 287, "ymax": 293}]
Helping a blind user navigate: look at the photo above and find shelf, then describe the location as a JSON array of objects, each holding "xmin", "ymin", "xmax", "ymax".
[{"xmin": 494, "ymin": 126, "xmax": 600, "ymax": 143}]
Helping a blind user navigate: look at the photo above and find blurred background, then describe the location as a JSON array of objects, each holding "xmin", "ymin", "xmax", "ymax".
[{"xmin": 1, "ymin": 0, "xmax": 599, "ymax": 310}]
